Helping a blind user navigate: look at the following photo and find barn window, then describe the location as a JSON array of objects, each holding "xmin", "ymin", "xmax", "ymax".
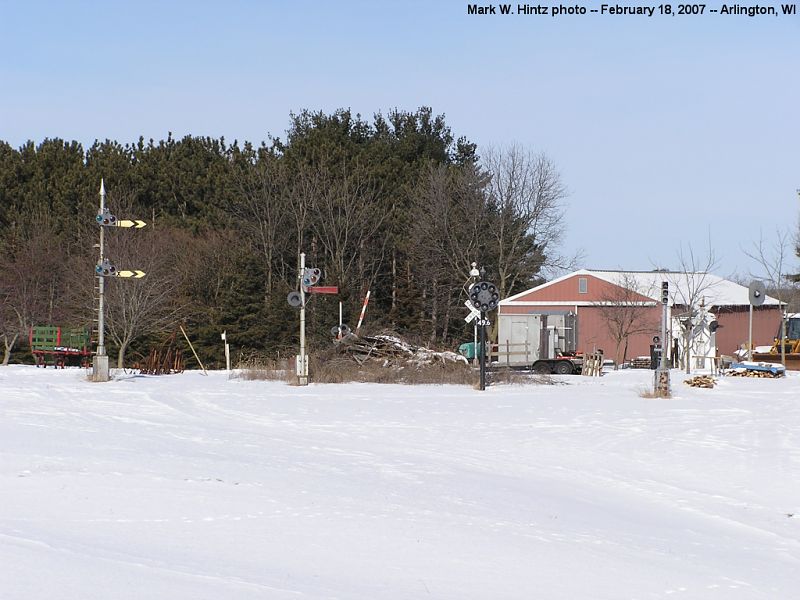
[{"xmin": 578, "ymin": 277, "xmax": 588, "ymax": 294}]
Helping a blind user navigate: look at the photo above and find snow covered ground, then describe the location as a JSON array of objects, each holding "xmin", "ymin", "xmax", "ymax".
[{"xmin": 1, "ymin": 365, "xmax": 798, "ymax": 600}]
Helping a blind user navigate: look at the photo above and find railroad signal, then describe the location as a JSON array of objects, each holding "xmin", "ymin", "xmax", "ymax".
[
  {"xmin": 92, "ymin": 179, "xmax": 147, "ymax": 382},
  {"xmin": 95, "ymin": 258, "xmax": 117, "ymax": 277},
  {"xmin": 302, "ymin": 267, "xmax": 322, "ymax": 288},
  {"xmin": 96, "ymin": 211, "xmax": 146, "ymax": 229},
  {"xmin": 116, "ymin": 219, "xmax": 147, "ymax": 229},
  {"xmin": 96, "ymin": 209, "xmax": 117, "ymax": 226},
  {"xmin": 468, "ymin": 281, "xmax": 500, "ymax": 312},
  {"xmin": 661, "ymin": 281, "xmax": 669, "ymax": 305}
]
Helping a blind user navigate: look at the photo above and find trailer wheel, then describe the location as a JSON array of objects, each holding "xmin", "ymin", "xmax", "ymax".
[
  {"xmin": 554, "ymin": 361, "xmax": 574, "ymax": 375},
  {"xmin": 533, "ymin": 362, "xmax": 551, "ymax": 374}
]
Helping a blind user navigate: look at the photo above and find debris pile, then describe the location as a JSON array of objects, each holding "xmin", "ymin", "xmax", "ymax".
[
  {"xmin": 684, "ymin": 375, "xmax": 716, "ymax": 388},
  {"xmin": 725, "ymin": 368, "xmax": 784, "ymax": 379},
  {"xmin": 335, "ymin": 333, "xmax": 469, "ymax": 367},
  {"xmin": 725, "ymin": 361, "xmax": 785, "ymax": 378}
]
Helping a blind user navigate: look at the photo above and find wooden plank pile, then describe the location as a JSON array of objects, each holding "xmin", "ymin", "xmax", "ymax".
[
  {"xmin": 684, "ymin": 375, "xmax": 716, "ymax": 388},
  {"xmin": 335, "ymin": 333, "xmax": 468, "ymax": 367},
  {"xmin": 725, "ymin": 368, "xmax": 784, "ymax": 379}
]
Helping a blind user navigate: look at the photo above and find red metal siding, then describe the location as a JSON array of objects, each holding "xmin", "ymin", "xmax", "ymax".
[
  {"xmin": 715, "ymin": 306, "xmax": 782, "ymax": 355},
  {"xmin": 576, "ymin": 306, "xmax": 661, "ymax": 363},
  {"xmin": 500, "ymin": 304, "xmax": 576, "ymax": 315},
  {"xmin": 510, "ymin": 274, "xmax": 654, "ymax": 303}
]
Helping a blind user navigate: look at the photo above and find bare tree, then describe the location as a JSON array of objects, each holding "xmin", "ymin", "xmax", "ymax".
[
  {"xmin": 669, "ymin": 243, "xmax": 720, "ymax": 374},
  {"xmin": 482, "ymin": 145, "xmax": 577, "ymax": 297},
  {"xmin": 229, "ymin": 154, "xmax": 291, "ymax": 294},
  {"xmin": 743, "ymin": 228, "xmax": 798, "ymax": 365},
  {"xmin": 0, "ymin": 212, "xmax": 69, "ymax": 364},
  {"xmin": 306, "ymin": 161, "xmax": 389, "ymax": 295},
  {"xmin": 103, "ymin": 220, "xmax": 191, "ymax": 369},
  {"xmin": 409, "ymin": 163, "xmax": 489, "ymax": 343},
  {"xmin": 594, "ymin": 273, "xmax": 660, "ymax": 368}
]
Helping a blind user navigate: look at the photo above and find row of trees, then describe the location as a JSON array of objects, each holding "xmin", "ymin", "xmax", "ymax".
[{"xmin": 1, "ymin": 107, "xmax": 579, "ymax": 367}]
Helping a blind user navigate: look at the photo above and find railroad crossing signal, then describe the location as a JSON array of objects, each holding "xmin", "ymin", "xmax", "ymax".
[
  {"xmin": 469, "ymin": 281, "xmax": 500, "ymax": 312},
  {"xmin": 464, "ymin": 299, "xmax": 481, "ymax": 323}
]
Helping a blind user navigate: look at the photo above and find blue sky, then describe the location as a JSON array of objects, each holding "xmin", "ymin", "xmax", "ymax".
[{"xmin": 1, "ymin": 0, "xmax": 798, "ymax": 278}]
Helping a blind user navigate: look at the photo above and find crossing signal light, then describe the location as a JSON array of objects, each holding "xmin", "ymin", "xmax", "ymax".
[
  {"xmin": 661, "ymin": 281, "xmax": 669, "ymax": 305},
  {"xmin": 469, "ymin": 281, "xmax": 500, "ymax": 312}
]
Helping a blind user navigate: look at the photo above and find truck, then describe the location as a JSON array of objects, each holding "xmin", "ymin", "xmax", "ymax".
[
  {"xmin": 493, "ymin": 311, "xmax": 584, "ymax": 374},
  {"xmin": 750, "ymin": 313, "xmax": 800, "ymax": 371}
]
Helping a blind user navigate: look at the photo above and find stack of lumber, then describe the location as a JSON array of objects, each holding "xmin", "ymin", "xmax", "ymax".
[
  {"xmin": 726, "ymin": 368, "xmax": 784, "ymax": 379},
  {"xmin": 727, "ymin": 361, "xmax": 785, "ymax": 378},
  {"xmin": 684, "ymin": 375, "xmax": 716, "ymax": 388}
]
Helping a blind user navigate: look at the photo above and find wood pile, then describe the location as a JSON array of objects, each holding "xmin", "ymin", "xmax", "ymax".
[
  {"xmin": 335, "ymin": 333, "xmax": 468, "ymax": 367},
  {"xmin": 725, "ymin": 368, "xmax": 784, "ymax": 379},
  {"xmin": 684, "ymin": 375, "xmax": 716, "ymax": 388}
]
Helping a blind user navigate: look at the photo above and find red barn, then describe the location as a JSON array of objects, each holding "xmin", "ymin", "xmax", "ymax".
[{"xmin": 498, "ymin": 269, "xmax": 782, "ymax": 367}]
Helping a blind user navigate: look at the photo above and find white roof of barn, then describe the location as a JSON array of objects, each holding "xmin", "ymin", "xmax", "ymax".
[{"xmin": 501, "ymin": 269, "xmax": 781, "ymax": 308}]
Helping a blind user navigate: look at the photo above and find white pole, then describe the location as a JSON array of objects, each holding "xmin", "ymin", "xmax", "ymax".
[
  {"xmin": 222, "ymin": 331, "xmax": 231, "ymax": 371},
  {"xmin": 474, "ymin": 320, "xmax": 478, "ymax": 366},
  {"xmin": 91, "ymin": 179, "xmax": 110, "ymax": 381},
  {"xmin": 748, "ymin": 304, "xmax": 753, "ymax": 361},
  {"xmin": 97, "ymin": 179, "xmax": 106, "ymax": 357},
  {"xmin": 298, "ymin": 252, "xmax": 308, "ymax": 385},
  {"xmin": 338, "ymin": 301, "xmax": 343, "ymax": 339}
]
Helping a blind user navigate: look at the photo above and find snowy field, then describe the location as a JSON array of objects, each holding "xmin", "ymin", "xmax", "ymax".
[{"xmin": 1, "ymin": 365, "xmax": 799, "ymax": 600}]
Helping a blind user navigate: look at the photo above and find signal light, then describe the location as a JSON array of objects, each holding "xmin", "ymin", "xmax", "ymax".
[
  {"xmin": 302, "ymin": 267, "xmax": 322, "ymax": 287},
  {"xmin": 96, "ymin": 209, "xmax": 118, "ymax": 227},
  {"xmin": 95, "ymin": 258, "xmax": 118, "ymax": 277},
  {"xmin": 469, "ymin": 281, "xmax": 500, "ymax": 312},
  {"xmin": 661, "ymin": 281, "xmax": 669, "ymax": 305}
]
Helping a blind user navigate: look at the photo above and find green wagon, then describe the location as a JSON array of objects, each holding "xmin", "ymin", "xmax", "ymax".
[{"xmin": 29, "ymin": 326, "xmax": 92, "ymax": 368}]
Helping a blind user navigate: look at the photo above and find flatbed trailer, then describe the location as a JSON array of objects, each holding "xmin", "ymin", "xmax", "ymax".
[{"xmin": 30, "ymin": 326, "xmax": 92, "ymax": 368}]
